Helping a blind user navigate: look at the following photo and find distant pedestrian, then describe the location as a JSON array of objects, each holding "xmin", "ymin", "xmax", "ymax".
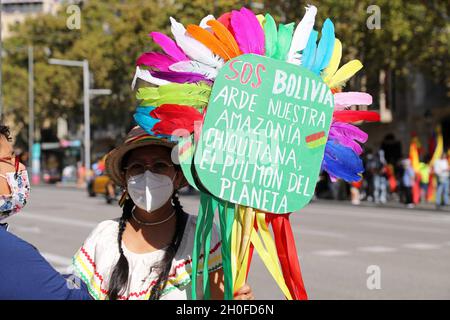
[
  {"xmin": 401, "ymin": 159, "xmax": 415, "ymax": 208},
  {"xmin": 433, "ymin": 152, "xmax": 449, "ymax": 208},
  {"xmin": 418, "ymin": 161, "xmax": 430, "ymax": 203},
  {"xmin": 350, "ymin": 180, "xmax": 362, "ymax": 205}
]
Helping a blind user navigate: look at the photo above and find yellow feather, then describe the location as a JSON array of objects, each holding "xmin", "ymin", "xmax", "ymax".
[
  {"xmin": 322, "ymin": 38, "xmax": 342, "ymax": 83},
  {"xmin": 256, "ymin": 14, "xmax": 265, "ymax": 28},
  {"xmin": 327, "ymin": 59, "xmax": 363, "ymax": 89}
]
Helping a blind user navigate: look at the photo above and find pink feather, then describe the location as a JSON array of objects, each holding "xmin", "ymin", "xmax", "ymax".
[
  {"xmin": 136, "ymin": 52, "xmax": 176, "ymax": 71},
  {"xmin": 334, "ymin": 92, "xmax": 372, "ymax": 110},
  {"xmin": 150, "ymin": 32, "xmax": 189, "ymax": 62},
  {"xmin": 150, "ymin": 70, "xmax": 211, "ymax": 84},
  {"xmin": 230, "ymin": 7, "xmax": 265, "ymax": 55},
  {"xmin": 330, "ymin": 122, "xmax": 368, "ymax": 143},
  {"xmin": 329, "ymin": 122, "xmax": 368, "ymax": 155}
]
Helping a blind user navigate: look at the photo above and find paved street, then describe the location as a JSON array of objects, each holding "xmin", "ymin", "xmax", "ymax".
[{"xmin": 6, "ymin": 186, "xmax": 450, "ymax": 300}]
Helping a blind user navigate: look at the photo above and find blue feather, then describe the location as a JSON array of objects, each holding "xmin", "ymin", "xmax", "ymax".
[
  {"xmin": 311, "ymin": 18, "xmax": 335, "ymax": 74},
  {"xmin": 133, "ymin": 106, "xmax": 159, "ymax": 135},
  {"xmin": 321, "ymin": 140, "xmax": 364, "ymax": 182},
  {"xmin": 301, "ymin": 30, "xmax": 318, "ymax": 69}
]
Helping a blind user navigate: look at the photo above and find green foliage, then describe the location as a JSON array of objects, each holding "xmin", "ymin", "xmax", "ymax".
[
  {"xmin": 263, "ymin": 0, "xmax": 449, "ymax": 88},
  {"xmin": 2, "ymin": 0, "xmax": 448, "ymax": 145}
]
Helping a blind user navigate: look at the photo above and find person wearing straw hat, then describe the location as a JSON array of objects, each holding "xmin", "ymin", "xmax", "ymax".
[{"xmin": 71, "ymin": 125, "xmax": 254, "ymax": 300}]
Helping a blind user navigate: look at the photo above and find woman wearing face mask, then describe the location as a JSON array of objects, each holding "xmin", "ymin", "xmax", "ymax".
[
  {"xmin": 0, "ymin": 124, "xmax": 91, "ymax": 299},
  {"xmin": 72, "ymin": 126, "xmax": 254, "ymax": 300}
]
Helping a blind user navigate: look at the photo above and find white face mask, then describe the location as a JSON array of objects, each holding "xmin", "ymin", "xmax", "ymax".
[{"xmin": 127, "ymin": 170, "xmax": 174, "ymax": 213}]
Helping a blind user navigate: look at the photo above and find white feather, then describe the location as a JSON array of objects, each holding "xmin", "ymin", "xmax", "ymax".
[
  {"xmin": 169, "ymin": 60, "xmax": 218, "ymax": 80},
  {"xmin": 199, "ymin": 14, "xmax": 215, "ymax": 30},
  {"xmin": 169, "ymin": 17, "xmax": 224, "ymax": 68},
  {"xmin": 287, "ymin": 5, "xmax": 317, "ymax": 64},
  {"xmin": 131, "ymin": 66, "xmax": 170, "ymax": 89}
]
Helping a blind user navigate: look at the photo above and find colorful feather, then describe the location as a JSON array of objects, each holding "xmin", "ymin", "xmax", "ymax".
[
  {"xmin": 322, "ymin": 141, "xmax": 364, "ymax": 182},
  {"xmin": 131, "ymin": 66, "xmax": 170, "ymax": 89},
  {"xmin": 207, "ymin": 19, "xmax": 241, "ymax": 56},
  {"xmin": 273, "ymin": 22, "xmax": 295, "ymax": 61},
  {"xmin": 136, "ymin": 83, "xmax": 211, "ymax": 108},
  {"xmin": 334, "ymin": 92, "xmax": 372, "ymax": 110},
  {"xmin": 333, "ymin": 110, "xmax": 380, "ymax": 123},
  {"xmin": 230, "ymin": 7, "xmax": 265, "ymax": 55},
  {"xmin": 151, "ymin": 70, "xmax": 211, "ymax": 84},
  {"xmin": 301, "ymin": 30, "xmax": 318, "ymax": 68},
  {"xmin": 329, "ymin": 122, "xmax": 368, "ymax": 154},
  {"xmin": 264, "ymin": 13, "xmax": 277, "ymax": 58},
  {"xmin": 136, "ymin": 52, "xmax": 176, "ymax": 71},
  {"xmin": 133, "ymin": 106, "xmax": 159, "ymax": 135},
  {"xmin": 256, "ymin": 14, "xmax": 265, "ymax": 27},
  {"xmin": 200, "ymin": 14, "xmax": 215, "ymax": 30},
  {"xmin": 186, "ymin": 24, "xmax": 233, "ymax": 60},
  {"xmin": 311, "ymin": 19, "xmax": 335, "ymax": 74},
  {"xmin": 322, "ymin": 38, "xmax": 341, "ymax": 83},
  {"xmin": 150, "ymin": 32, "xmax": 188, "ymax": 62},
  {"xmin": 150, "ymin": 104, "xmax": 204, "ymax": 134},
  {"xmin": 170, "ymin": 17, "xmax": 224, "ymax": 68},
  {"xmin": 169, "ymin": 60, "xmax": 218, "ymax": 80},
  {"xmin": 217, "ymin": 12, "xmax": 233, "ymax": 32},
  {"xmin": 327, "ymin": 60, "xmax": 363, "ymax": 89},
  {"xmin": 287, "ymin": 5, "xmax": 317, "ymax": 64},
  {"xmin": 329, "ymin": 122, "xmax": 368, "ymax": 143}
]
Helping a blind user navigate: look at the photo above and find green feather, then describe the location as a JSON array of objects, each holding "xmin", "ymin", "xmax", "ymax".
[
  {"xmin": 136, "ymin": 83, "xmax": 211, "ymax": 108},
  {"xmin": 273, "ymin": 22, "xmax": 295, "ymax": 61},
  {"xmin": 264, "ymin": 13, "xmax": 277, "ymax": 58}
]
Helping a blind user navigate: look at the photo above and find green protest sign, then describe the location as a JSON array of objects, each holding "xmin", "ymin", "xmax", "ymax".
[{"xmin": 194, "ymin": 54, "xmax": 334, "ymax": 213}]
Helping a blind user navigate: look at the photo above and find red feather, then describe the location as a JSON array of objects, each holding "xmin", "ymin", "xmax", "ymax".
[
  {"xmin": 150, "ymin": 104, "xmax": 203, "ymax": 134},
  {"xmin": 333, "ymin": 111, "xmax": 380, "ymax": 123},
  {"xmin": 217, "ymin": 12, "xmax": 234, "ymax": 34}
]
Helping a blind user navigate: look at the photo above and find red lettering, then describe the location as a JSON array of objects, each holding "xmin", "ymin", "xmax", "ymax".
[
  {"xmin": 252, "ymin": 63, "xmax": 266, "ymax": 89},
  {"xmin": 240, "ymin": 63, "xmax": 253, "ymax": 84},
  {"xmin": 225, "ymin": 60, "xmax": 241, "ymax": 80}
]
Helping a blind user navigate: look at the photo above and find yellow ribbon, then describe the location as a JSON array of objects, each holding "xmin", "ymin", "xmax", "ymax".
[
  {"xmin": 231, "ymin": 207, "xmax": 292, "ymax": 300},
  {"xmin": 249, "ymin": 212, "xmax": 292, "ymax": 300}
]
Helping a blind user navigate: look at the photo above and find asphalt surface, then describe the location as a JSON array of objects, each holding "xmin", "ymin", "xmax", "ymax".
[{"xmin": 6, "ymin": 185, "xmax": 450, "ymax": 300}]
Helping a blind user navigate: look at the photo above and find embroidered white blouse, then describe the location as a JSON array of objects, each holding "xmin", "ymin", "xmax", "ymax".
[{"xmin": 71, "ymin": 214, "xmax": 222, "ymax": 300}]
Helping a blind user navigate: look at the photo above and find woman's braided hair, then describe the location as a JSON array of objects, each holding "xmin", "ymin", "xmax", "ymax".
[
  {"xmin": 108, "ymin": 150, "xmax": 187, "ymax": 300},
  {"xmin": 108, "ymin": 192, "xmax": 186, "ymax": 300}
]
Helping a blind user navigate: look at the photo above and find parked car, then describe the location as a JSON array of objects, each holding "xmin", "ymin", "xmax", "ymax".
[{"xmin": 87, "ymin": 174, "xmax": 120, "ymax": 204}]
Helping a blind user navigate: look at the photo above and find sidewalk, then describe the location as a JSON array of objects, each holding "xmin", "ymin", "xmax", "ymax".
[{"xmin": 313, "ymin": 198, "xmax": 450, "ymax": 213}]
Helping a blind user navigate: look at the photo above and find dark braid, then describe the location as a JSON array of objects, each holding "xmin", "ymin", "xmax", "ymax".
[
  {"xmin": 108, "ymin": 197, "xmax": 134, "ymax": 300},
  {"xmin": 149, "ymin": 191, "xmax": 186, "ymax": 300}
]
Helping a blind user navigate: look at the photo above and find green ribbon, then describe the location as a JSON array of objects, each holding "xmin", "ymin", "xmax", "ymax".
[
  {"xmin": 191, "ymin": 192, "xmax": 235, "ymax": 300},
  {"xmin": 191, "ymin": 192, "xmax": 218, "ymax": 300},
  {"xmin": 217, "ymin": 199, "xmax": 235, "ymax": 300}
]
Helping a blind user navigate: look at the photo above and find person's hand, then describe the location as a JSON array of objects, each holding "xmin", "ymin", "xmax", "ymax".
[{"xmin": 233, "ymin": 283, "xmax": 254, "ymax": 300}]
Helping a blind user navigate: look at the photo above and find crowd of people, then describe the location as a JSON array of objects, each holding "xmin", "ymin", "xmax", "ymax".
[{"xmin": 315, "ymin": 135, "xmax": 449, "ymax": 210}]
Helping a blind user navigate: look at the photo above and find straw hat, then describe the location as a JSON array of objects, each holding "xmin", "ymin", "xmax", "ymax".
[{"xmin": 105, "ymin": 126, "xmax": 187, "ymax": 188}]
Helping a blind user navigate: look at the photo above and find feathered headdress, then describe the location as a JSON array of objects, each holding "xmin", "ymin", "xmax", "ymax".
[{"xmin": 131, "ymin": 5, "xmax": 379, "ymax": 300}]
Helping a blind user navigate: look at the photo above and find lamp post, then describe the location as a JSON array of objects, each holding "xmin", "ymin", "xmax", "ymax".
[{"xmin": 48, "ymin": 58, "xmax": 111, "ymax": 177}]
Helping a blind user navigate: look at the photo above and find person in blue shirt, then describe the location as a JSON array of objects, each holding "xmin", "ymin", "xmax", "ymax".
[{"xmin": 0, "ymin": 124, "xmax": 91, "ymax": 300}]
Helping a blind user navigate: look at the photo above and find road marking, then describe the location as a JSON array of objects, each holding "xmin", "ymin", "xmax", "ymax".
[
  {"xmin": 12, "ymin": 213, "xmax": 98, "ymax": 229},
  {"xmin": 402, "ymin": 243, "xmax": 441, "ymax": 250},
  {"xmin": 359, "ymin": 222, "xmax": 448, "ymax": 234},
  {"xmin": 357, "ymin": 246, "xmax": 397, "ymax": 253},
  {"xmin": 41, "ymin": 252, "xmax": 72, "ymax": 267},
  {"xmin": 299, "ymin": 228, "xmax": 347, "ymax": 239},
  {"xmin": 313, "ymin": 250, "xmax": 351, "ymax": 257}
]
